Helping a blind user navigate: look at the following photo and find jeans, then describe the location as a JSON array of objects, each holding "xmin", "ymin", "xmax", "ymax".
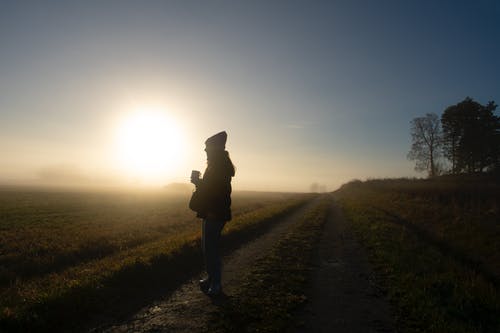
[{"xmin": 202, "ymin": 218, "xmax": 225, "ymax": 287}]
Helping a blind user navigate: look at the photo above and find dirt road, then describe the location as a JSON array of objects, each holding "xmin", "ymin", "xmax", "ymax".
[
  {"xmin": 91, "ymin": 199, "xmax": 320, "ymax": 333},
  {"xmin": 90, "ymin": 198, "xmax": 394, "ymax": 332},
  {"xmin": 294, "ymin": 202, "xmax": 394, "ymax": 332}
]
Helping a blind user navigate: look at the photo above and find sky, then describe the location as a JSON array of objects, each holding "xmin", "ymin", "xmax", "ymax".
[{"xmin": 1, "ymin": 0, "xmax": 499, "ymax": 192}]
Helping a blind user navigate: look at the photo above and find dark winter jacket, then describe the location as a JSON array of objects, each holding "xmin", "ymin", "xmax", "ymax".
[{"xmin": 194, "ymin": 163, "xmax": 233, "ymax": 221}]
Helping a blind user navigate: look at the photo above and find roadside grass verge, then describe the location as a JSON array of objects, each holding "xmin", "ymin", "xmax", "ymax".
[
  {"xmin": 0, "ymin": 193, "xmax": 315, "ymax": 332},
  {"xmin": 335, "ymin": 179, "xmax": 500, "ymax": 333},
  {"xmin": 206, "ymin": 194, "xmax": 331, "ymax": 332}
]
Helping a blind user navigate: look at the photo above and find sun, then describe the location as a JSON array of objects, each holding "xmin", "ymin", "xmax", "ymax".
[{"xmin": 114, "ymin": 108, "xmax": 183, "ymax": 183}]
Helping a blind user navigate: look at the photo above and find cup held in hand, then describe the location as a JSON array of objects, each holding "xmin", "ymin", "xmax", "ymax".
[{"xmin": 191, "ymin": 170, "xmax": 201, "ymax": 184}]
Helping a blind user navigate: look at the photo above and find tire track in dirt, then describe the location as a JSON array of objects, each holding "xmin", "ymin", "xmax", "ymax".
[
  {"xmin": 90, "ymin": 198, "xmax": 322, "ymax": 333},
  {"xmin": 293, "ymin": 200, "xmax": 394, "ymax": 333}
]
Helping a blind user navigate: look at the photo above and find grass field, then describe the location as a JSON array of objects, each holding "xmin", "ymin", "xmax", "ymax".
[
  {"xmin": 3, "ymin": 176, "xmax": 498, "ymax": 332},
  {"xmin": 335, "ymin": 177, "xmax": 500, "ymax": 333},
  {"xmin": 0, "ymin": 186, "xmax": 314, "ymax": 332}
]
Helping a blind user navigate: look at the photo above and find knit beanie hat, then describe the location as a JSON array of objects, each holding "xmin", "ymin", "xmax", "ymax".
[{"xmin": 205, "ymin": 131, "xmax": 227, "ymax": 150}]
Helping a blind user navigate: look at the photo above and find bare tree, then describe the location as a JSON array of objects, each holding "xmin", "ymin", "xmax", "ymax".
[{"xmin": 407, "ymin": 113, "xmax": 442, "ymax": 177}]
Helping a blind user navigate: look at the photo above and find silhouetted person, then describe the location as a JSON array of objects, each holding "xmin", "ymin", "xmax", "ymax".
[{"xmin": 190, "ymin": 131, "xmax": 235, "ymax": 296}]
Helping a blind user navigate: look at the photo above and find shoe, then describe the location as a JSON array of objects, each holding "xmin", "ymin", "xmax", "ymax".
[
  {"xmin": 199, "ymin": 278, "xmax": 211, "ymax": 293},
  {"xmin": 207, "ymin": 284, "xmax": 222, "ymax": 297}
]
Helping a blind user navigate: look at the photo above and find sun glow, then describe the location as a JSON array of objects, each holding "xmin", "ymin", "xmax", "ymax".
[{"xmin": 114, "ymin": 108, "xmax": 184, "ymax": 183}]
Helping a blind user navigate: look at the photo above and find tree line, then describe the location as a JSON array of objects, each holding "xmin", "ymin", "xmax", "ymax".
[{"xmin": 408, "ymin": 97, "xmax": 500, "ymax": 177}]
